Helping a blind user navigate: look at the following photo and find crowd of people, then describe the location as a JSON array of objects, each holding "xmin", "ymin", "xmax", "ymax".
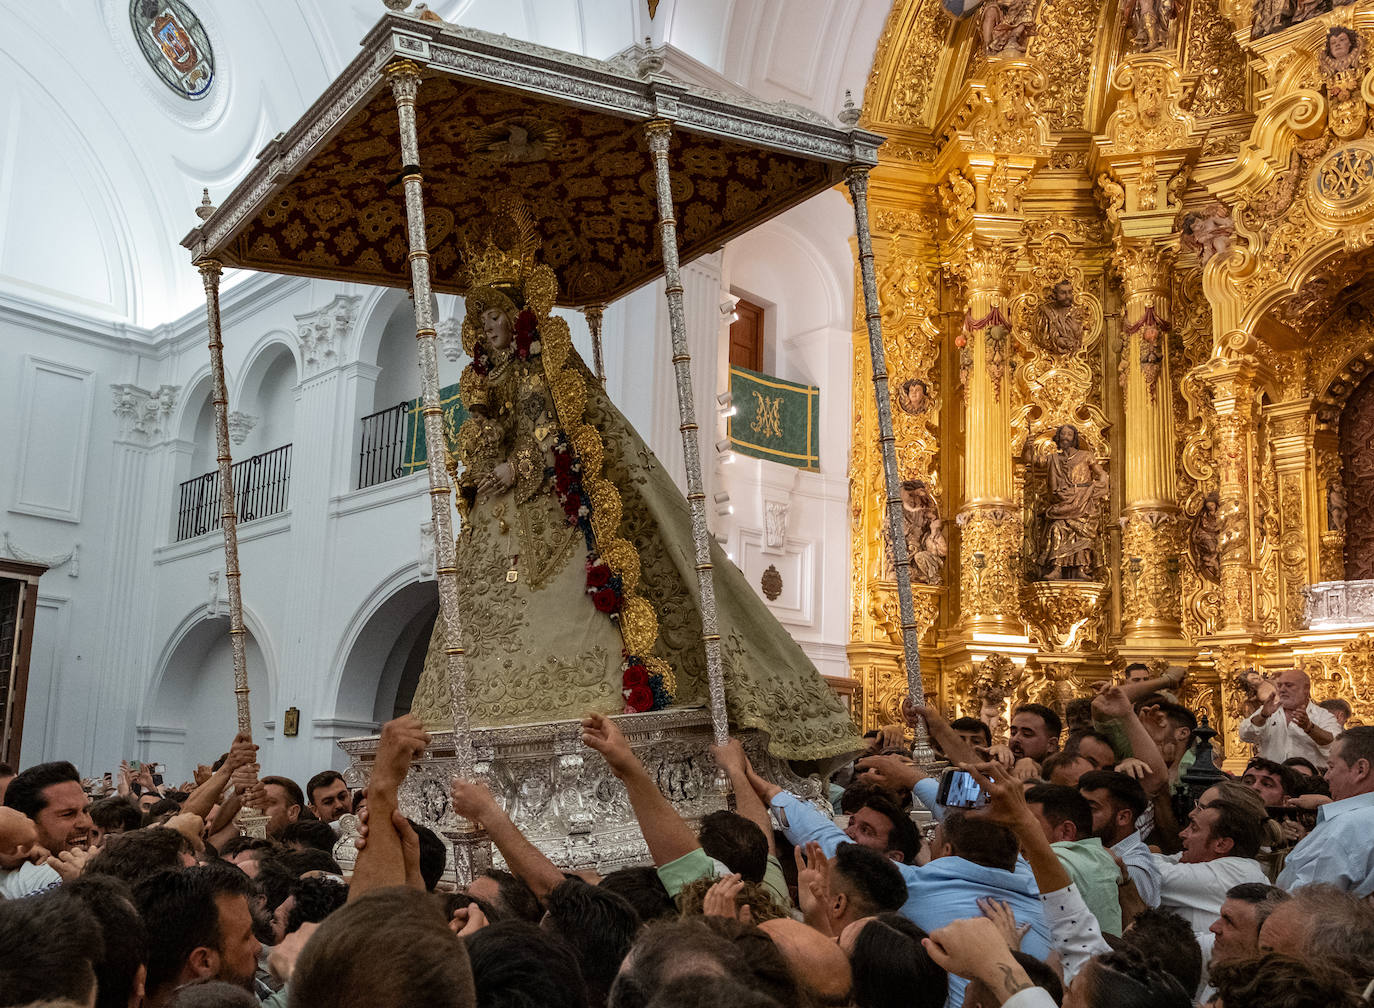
[{"xmin": 1, "ymin": 661, "xmax": 1372, "ymax": 1008}]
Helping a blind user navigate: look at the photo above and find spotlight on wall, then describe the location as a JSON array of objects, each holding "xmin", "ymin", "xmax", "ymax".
[
  {"xmin": 715, "ymin": 437, "xmax": 732, "ymax": 454},
  {"xmin": 713, "ymin": 491, "xmax": 731, "ymax": 504}
]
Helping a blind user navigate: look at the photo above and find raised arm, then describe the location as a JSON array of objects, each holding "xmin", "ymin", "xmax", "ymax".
[
  {"xmin": 1119, "ymin": 667, "xmax": 1186, "ymax": 704},
  {"xmin": 349, "ymin": 714, "xmax": 430, "ymax": 901},
  {"xmin": 181, "ymin": 733, "xmax": 257, "ymax": 822},
  {"xmin": 1091, "ymin": 685, "xmax": 1168, "ymax": 795},
  {"xmin": 711, "ymin": 738, "xmax": 775, "ymax": 856},
  {"xmin": 904, "ymin": 698, "xmax": 981, "ymax": 767},
  {"xmin": 582, "ymin": 712, "xmax": 699, "ymax": 866},
  {"xmin": 449, "ymin": 777, "xmax": 565, "ymax": 899}
]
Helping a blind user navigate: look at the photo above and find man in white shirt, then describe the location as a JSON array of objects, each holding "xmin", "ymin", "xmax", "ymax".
[
  {"xmin": 1277, "ymin": 725, "xmax": 1374, "ymax": 895},
  {"xmin": 1078, "ymin": 769, "xmax": 1161, "ymax": 908},
  {"xmin": 1237, "ymin": 668, "xmax": 1339, "ymax": 768},
  {"xmin": 1152, "ymin": 797, "xmax": 1268, "ymax": 935}
]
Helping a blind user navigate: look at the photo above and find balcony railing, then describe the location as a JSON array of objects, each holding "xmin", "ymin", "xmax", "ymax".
[
  {"xmin": 358, "ymin": 401, "xmax": 411, "ymax": 490},
  {"xmin": 175, "ymin": 444, "xmax": 293, "ymax": 542}
]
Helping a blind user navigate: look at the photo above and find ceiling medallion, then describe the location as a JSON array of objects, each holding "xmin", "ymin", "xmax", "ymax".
[{"xmin": 129, "ymin": 0, "xmax": 215, "ymax": 101}]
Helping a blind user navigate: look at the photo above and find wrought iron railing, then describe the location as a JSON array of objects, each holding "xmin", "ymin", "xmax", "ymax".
[
  {"xmin": 357, "ymin": 401, "xmax": 411, "ymax": 490},
  {"xmin": 175, "ymin": 444, "xmax": 293, "ymax": 542}
]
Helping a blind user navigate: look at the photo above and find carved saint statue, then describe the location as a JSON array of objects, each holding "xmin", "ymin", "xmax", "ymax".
[
  {"xmin": 898, "ymin": 480, "xmax": 947, "ymax": 585},
  {"xmin": 1328, "ymin": 482, "xmax": 1348, "ymax": 535},
  {"xmin": 980, "ymin": 0, "xmax": 1034, "ymax": 55},
  {"xmin": 1251, "ymin": 0, "xmax": 1291, "ymax": 37},
  {"xmin": 1034, "ymin": 281, "xmax": 1087, "ymax": 356},
  {"xmin": 1190, "ymin": 491, "xmax": 1222, "ymax": 584},
  {"xmin": 1027, "ymin": 425, "xmax": 1109, "ymax": 581},
  {"xmin": 1122, "ymin": 0, "xmax": 1177, "ymax": 50},
  {"xmin": 1179, "ymin": 203, "xmax": 1234, "ymax": 266}
]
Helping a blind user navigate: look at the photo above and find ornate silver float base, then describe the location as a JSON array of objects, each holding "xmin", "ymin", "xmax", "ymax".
[{"xmin": 331, "ymin": 707, "xmax": 830, "ymax": 884}]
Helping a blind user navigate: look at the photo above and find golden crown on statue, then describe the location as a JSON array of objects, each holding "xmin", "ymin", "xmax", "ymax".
[{"xmin": 460, "ymin": 199, "xmax": 542, "ymax": 292}]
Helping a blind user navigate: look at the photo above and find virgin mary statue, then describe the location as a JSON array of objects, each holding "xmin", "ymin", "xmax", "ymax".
[{"xmin": 408, "ymin": 208, "xmax": 860, "ymax": 763}]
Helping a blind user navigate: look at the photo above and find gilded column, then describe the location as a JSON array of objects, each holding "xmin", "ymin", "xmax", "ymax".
[
  {"xmin": 1114, "ymin": 242, "xmax": 1184, "ymax": 640},
  {"xmin": 1202, "ymin": 361, "xmax": 1267, "ymax": 635},
  {"xmin": 1265, "ymin": 399, "xmax": 1320, "ymax": 633},
  {"xmin": 952, "ymin": 239, "xmax": 1023, "ymax": 634}
]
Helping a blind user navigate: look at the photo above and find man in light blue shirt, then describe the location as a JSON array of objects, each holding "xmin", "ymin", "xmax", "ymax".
[
  {"xmin": 1277, "ymin": 726, "xmax": 1374, "ymax": 896},
  {"xmin": 750, "ymin": 768, "xmax": 1050, "ymax": 1008}
]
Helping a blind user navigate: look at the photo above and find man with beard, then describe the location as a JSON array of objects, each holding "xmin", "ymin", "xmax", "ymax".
[
  {"xmin": 990, "ymin": 704, "xmax": 1062, "ymax": 779},
  {"xmin": 1079, "ymin": 769, "xmax": 1161, "ymax": 908}
]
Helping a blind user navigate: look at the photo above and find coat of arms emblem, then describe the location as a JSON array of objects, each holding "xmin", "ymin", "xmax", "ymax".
[{"xmin": 129, "ymin": 0, "xmax": 215, "ymax": 101}]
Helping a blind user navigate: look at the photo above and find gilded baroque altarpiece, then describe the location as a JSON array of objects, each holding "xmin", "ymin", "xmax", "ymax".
[{"xmin": 850, "ymin": 0, "xmax": 1374, "ymax": 766}]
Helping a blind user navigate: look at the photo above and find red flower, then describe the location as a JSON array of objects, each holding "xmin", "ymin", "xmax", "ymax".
[
  {"xmin": 587, "ymin": 563, "xmax": 612, "ymax": 588},
  {"xmin": 591, "ymin": 586, "xmax": 621, "ymax": 613},
  {"xmin": 623, "ymin": 685, "xmax": 654, "ymax": 713},
  {"xmin": 515, "ymin": 310, "xmax": 537, "ymax": 338},
  {"xmin": 554, "ymin": 471, "xmax": 573, "ymax": 494},
  {"xmin": 623, "ymin": 664, "xmax": 649, "ymax": 691},
  {"xmin": 555, "ymin": 452, "xmax": 573, "ymax": 475}
]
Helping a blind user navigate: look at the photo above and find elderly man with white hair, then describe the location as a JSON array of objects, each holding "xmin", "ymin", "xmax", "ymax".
[{"xmin": 1238, "ymin": 668, "xmax": 1339, "ymax": 768}]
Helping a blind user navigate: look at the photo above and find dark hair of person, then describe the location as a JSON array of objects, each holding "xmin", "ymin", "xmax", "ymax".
[
  {"xmin": 61, "ymin": 874, "xmax": 150, "ymax": 1008},
  {"xmin": 276, "ymin": 847, "xmax": 342, "ymax": 877},
  {"xmin": 856, "ymin": 793, "xmax": 921, "ymax": 863},
  {"xmin": 1, "ymin": 759, "xmax": 81, "ymax": 817},
  {"xmin": 677, "ymin": 876, "xmax": 789, "ymax": 924},
  {"xmin": 611, "ymin": 917, "xmax": 801, "ymax": 1008},
  {"xmin": 400, "ymin": 818, "xmax": 445, "ymax": 892},
  {"xmin": 288, "ymin": 886, "xmax": 476, "ymax": 1008},
  {"xmin": 260, "ymin": 775, "xmax": 305, "ymax": 809},
  {"xmin": 840, "ymin": 778, "xmax": 912, "ymax": 814},
  {"xmin": 285, "ymin": 875, "xmax": 348, "ymax": 935},
  {"xmin": 1013, "ymin": 703, "xmax": 1062, "ymax": 741},
  {"xmin": 1077, "ymin": 769, "xmax": 1148, "ymax": 820},
  {"xmin": 849, "ymin": 913, "xmax": 946, "ymax": 1008},
  {"xmin": 465, "ymin": 919, "xmax": 590, "ymax": 1008},
  {"xmin": 1281, "ymin": 756, "xmax": 1320, "ymax": 777},
  {"xmin": 1077, "ymin": 945, "xmax": 1191, "ymax": 1008},
  {"xmin": 832, "ymin": 843, "xmax": 907, "ymax": 917},
  {"xmin": 474, "ymin": 868, "xmax": 543, "ymax": 923},
  {"xmin": 1137, "ymin": 698, "xmax": 1196, "ymax": 733},
  {"xmin": 167, "ymin": 980, "xmax": 260, "ymax": 1007},
  {"xmin": 142, "ymin": 797, "xmax": 184, "ymax": 825},
  {"xmin": 90, "ymin": 795, "xmax": 144, "ymax": 834},
  {"xmin": 1124, "ymin": 663, "xmax": 1149, "ymax": 675},
  {"xmin": 599, "ymin": 866, "xmax": 676, "ymax": 922},
  {"xmin": 1319, "ymin": 697, "xmax": 1353, "ymax": 718},
  {"xmin": 0, "ymin": 762, "xmax": 12, "ymax": 776},
  {"xmin": 1244, "ymin": 757, "xmax": 1297, "ymax": 797},
  {"xmin": 1024, "ymin": 784, "xmax": 1093, "ymax": 840},
  {"xmin": 218, "ymin": 835, "xmax": 280, "ymax": 860},
  {"xmin": 1210, "ymin": 953, "xmax": 1366, "ymax": 1008},
  {"xmin": 1226, "ymin": 882, "xmax": 1289, "ymax": 929},
  {"xmin": 279, "ymin": 818, "xmax": 339, "ymax": 854},
  {"xmin": 253, "ymin": 856, "xmax": 299, "ymax": 917},
  {"xmin": 1064, "ymin": 730, "xmax": 1116, "ymax": 761},
  {"xmin": 306, "ymin": 770, "xmax": 345, "ymax": 804},
  {"xmin": 698, "ymin": 810, "xmax": 769, "ymax": 883},
  {"xmin": 0, "ymin": 887, "xmax": 103, "ymax": 1005},
  {"xmin": 949, "ymin": 717, "xmax": 993, "ymax": 747},
  {"xmin": 1064, "ymin": 698, "xmax": 1094, "ymax": 734},
  {"xmin": 1207, "ymin": 798, "xmax": 1264, "ymax": 860},
  {"xmin": 442, "ymin": 890, "xmax": 502, "ymax": 923},
  {"xmin": 85, "ymin": 826, "xmax": 193, "ymax": 887},
  {"xmin": 544, "ymin": 878, "xmax": 641, "ymax": 1006},
  {"xmin": 940, "ymin": 811, "xmax": 1018, "ymax": 872},
  {"xmin": 133, "ymin": 863, "xmax": 257, "ymax": 999},
  {"xmin": 1337, "ymin": 725, "xmax": 1374, "ymax": 768},
  {"xmin": 1013, "ymin": 950, "xmax": 1063, "ymax": 1005},
  {"xmin": 1119, "ymin": 908, "xmax": 1202, "ymax": 996}
]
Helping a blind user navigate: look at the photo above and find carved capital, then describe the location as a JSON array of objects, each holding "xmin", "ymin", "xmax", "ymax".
[
  {"xmin": 1100, "ymin": 55, "xmax": 1197, "ymax": 154},
  {"xmin": 111, "ymin": 383, "xmax": 179, "ymax": 443},
  {"xmin": 437, "ymin": 317, "xmax": 462, "ymax": 363},
  {"xmin": 1111, "ymin": 242, "xmax": 1175, "ymax": 304},
  {"xmin": 227, "ymin": 412, "xmax": 257, "ymax": 446},
  {"xmin": 295, "ymin": 295, "xmax": 362, "ymax": 376},
  {"xmin": 967, "ymin": 61, "xmax": 1052, "ymax": 159},
  {"xmin": 947, "ymin": 237, "xmax": 1018, "ymax": 297}
]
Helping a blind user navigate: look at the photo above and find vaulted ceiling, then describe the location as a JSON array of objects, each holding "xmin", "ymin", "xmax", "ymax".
[{"xmin": 0, "ymin": 0, "xmax": 889, "ymax": 329}]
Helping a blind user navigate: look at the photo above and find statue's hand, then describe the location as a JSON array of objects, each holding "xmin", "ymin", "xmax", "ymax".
[{"xmin": 476, "ymin": 461, "xmax": 515, "ymax": 499}]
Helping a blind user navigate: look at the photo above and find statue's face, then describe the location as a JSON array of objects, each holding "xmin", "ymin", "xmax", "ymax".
[
  {"xmin": 482, "ymin": 307, "xmax": 514, "ymax": 349},
  {"xmin": 1055, "ymin": 426, "xmax": 1076, "ymax": 450},
  {"xmin": 1331, "ymin": 31, "xmax": 1352, "ymax": 59},
  {"xmin": 1052, "ymin": 282, "xmax": 1074, "ymax": 306}
]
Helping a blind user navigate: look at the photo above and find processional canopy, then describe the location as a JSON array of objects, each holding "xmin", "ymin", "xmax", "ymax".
[{"xmin": 181, "ymin": 14, "xmax": 882, "ymax": 307}]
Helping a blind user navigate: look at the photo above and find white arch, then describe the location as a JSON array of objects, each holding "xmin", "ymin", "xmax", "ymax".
[
  {"xmin": 143, "ymin": 599, "xmax": 282, "ymax": 723},
  {"xmin": 232, "ymin": 329, "xmax": 302, "ymax": 413}
]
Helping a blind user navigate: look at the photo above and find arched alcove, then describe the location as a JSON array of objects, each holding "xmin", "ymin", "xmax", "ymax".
[
  {"xmin": 142, "ymin": 614, "xmax": 275, "ymax": 782},
  {"xmin": 236, "ymin": 337, "xmax": 300, "ymax": 457},
  {"xmin": 332, "ymin": 577, "xmax": 439, "ymax": 728}
]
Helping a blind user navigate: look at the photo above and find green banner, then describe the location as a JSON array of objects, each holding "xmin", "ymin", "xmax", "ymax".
[
  {"xmin": 402, "ymin": 383, "xmax": 468, "ymax": 474},
  {"xmin": 726, "ymin": 366, "xmax": 820, "ymax": 470}
]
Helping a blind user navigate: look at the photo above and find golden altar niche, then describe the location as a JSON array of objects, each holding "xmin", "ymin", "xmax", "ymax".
[
  {"xmin": 850, "ymin": 0, "xmax": 1374, "ymax": 764},
  {"xmin": 180, "ymin": 10, "xmax": 924, "ymax": 878}
]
